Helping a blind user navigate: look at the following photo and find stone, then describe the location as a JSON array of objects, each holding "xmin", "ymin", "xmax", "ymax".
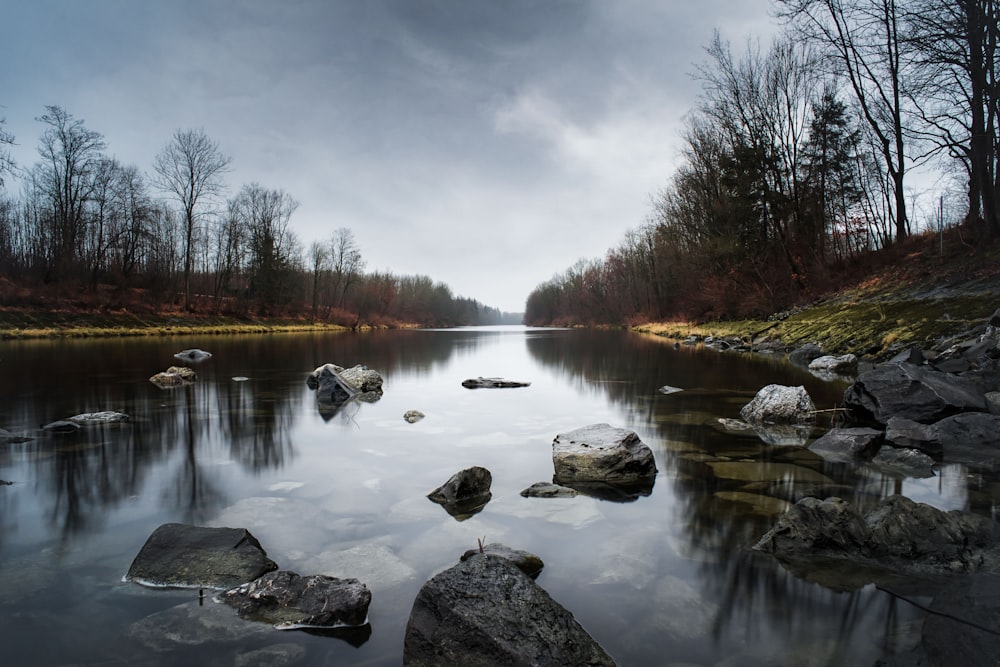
[
  {"xmin": 870, "ymin": 446, "xmax": 936, "ymax": 478},
  {"xmin": 307, "ymin": 363, "xmax": 383, "ymax": 405},
  {"xmin": 40, "ymin": 420, "xmax": 80, "ymax": 433},
  {"xmin": 220, "ymin": 570, "xmax": 372, "ymax": 629},
  {"xmin": 520, "ymin": 481, "xmax": 578, "ymax": 498},
  {"xmin": 933, "ymin": 412, "xmax": 1000, "ymax": 471},
  {"xmin": 808, "ymin": 353, "xmax": 859, "ymax": 375},
  {"xmin": 149, "ymin": 366, "xmax": 196, "ymax": 388},
  {"xmin": 404, "ymin": 410, "xmax": 425, "ymax": 423},
  {"xmin": 807, "ymin": 427, "xmax": 884, "ymax": 463},
  {"xmin": 461, "ymin": 377, "xmax": 531, "ymax": 388},
  {"xmin": 460, "ymin": 542, "xmax": 544, "ymax": 579},
  {"xmin": 658, "ymin": 385, "xmax": 683, "ymax": 395},
  {"xmin": 67, "ymin": 411, "xmax": 130, "ymax": 424},
  {"xmin": 843, "ymin": 363, "xmax": 987, "ymax": 425},
  {"xmin": 125, "ymin": 523, "xmax": 278, "ymax": 590},
  {"xmin": 427, "ymin": 466, "xmax": 492, "ymax": 519},
  {"xmin": 403, "ymin": 554, "xmax": 616, "ymax": 667},
  {"xmin": 739, "ymin": 385, "xmax": 816, "ymax": 424},
  {"xmin": 174, "ymin": 349, "xmax": 212, "ymax": 363},
  {"xmin": 884, "ymin": 416, "xmax": 941, "ymax": 457},
  {"xmin": 552, "ymin": 423, "xmax": 657, "ymax": 487},
  {"xmin": 788, "ymin": 343, "xmax": 824, "ymax": 367}
]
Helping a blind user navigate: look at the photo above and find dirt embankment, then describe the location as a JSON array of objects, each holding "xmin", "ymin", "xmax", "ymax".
[{"xmin": 634, "ymin": 229, "xmax": 1000, "ymax": 361}]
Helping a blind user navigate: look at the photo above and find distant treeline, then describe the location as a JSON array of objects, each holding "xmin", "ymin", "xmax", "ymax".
[
  {"xmin": 0, "ymin": 108, "xmax": 520, "ymax": 327},
  {"xmin": 526, "ymin": 0, "xmax": 1000, "ymax": 326}
]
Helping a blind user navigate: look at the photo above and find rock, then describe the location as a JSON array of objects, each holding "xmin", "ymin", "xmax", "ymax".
[
  {"xmin": 307, "ymin": 363, "xmax": 383, "ymax": 405},
  {"xmin": 788, "ymin": 343, "xmax": 824, "ymax": 366},
  {"xmin": 933, "ymin": 412, "xmax": 1000, "ymax": 470},
  {"xmin": 403, "ymin": 554, "xmax": 616, "ymax": 667},
  {"xmin": 658, "ymin": 385, "xmax": 683, "ymax": 395},
  {"xmin": 807, "ymin": 427, "xmax": 884, "ymax": 463},
  {"xmin": 427, "ymin": 466, "xmax": 492, "ymax": 519},
  {"xmin": 40, "ymin": 420, "xmax": 80, "ymax": 433},
  {"xmin": 220, "ymin": 570, "xmax": 372, "ymax": 629},
  {"xmin": 887, "ymin": 346, "xmax": 927, "ymax": 366},
  {"xmin": 884, "ymin": 416, "xmax": 941, "ymax": 457},
  {"xmin": 404, "ymin": 410, "xmax": 425, "ymax": 423},
  {"xmin": 808, "ymin": 353, "xmax": 859, "ymax": 376},
  {"xmin": 67, "ymin": 411, "xmax": 130, "ymax": 424},
  {"xmin": 337, "ymin": 364, "xmax": 384, "ymax": 393},
  {"xmin": 843, "ymin": 363, "xmax": 987, "ymax": 425},
  {"xmin": 739, "ymin": 385, "xmax": 816, "ymax": 424},
  {"xmin": 125, "ymin": 523, "xmax": 278, "ymax": 590},
  {"xmin": 174, "ymin": 348, "xmax": 212, "ymax": 363},
  {"xmin": 753, "ymin": 495, "xmax": 1000, "ymax": 580},
  {"xmin": 520, "ymin": 481, "xmax": 578, "ymax": 498},
  {"xmin": 461, "ymin": 377, "xmax": 531, "ymax": 388},
  {"xmin": 460, "ymin": 542, "xmax": 544, "ymax": 578},
  {"xmin": 552, "ymin": 423, "xmax": 657, "ymax": 489},
  {"xmin": 149, "ymin": 366, "xmax": 196, "ymax": 388},
  {"xmin": 870, "ymin": 446, "xmax": 936, "ymax": 478}
]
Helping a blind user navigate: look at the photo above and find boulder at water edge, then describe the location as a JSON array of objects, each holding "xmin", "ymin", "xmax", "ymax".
[
  {"xmin": 552, "ymin": 423, "xmax": 657, "ymax": 487},
  {"xmin": 459, "ymin": 542, "xmax": 545, "ymax": 579},
  {"xmin": 403, "ymin": 553, "xmax": 616, "ymax": 666},
  {"xmin": 125, "ymin": 523, "xmax": 278, "ymax": 590},
  {"xmin": 220, "ymin": 569, "xmax": 372, "ymax": 630},
  {"xmin": 740, "ymin": 385, "xmax": 816, "ymax": 424},
  {"xmin": 843, "ymin": 362, "xmax": 986, "ymax": 425}
]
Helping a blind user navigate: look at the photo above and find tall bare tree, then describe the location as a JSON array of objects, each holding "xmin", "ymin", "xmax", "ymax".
[
  {"xmin": 152, "ymin": 129, "xmax": 230, "ymax": 309},
  {"xmin": 328, "ymin": 227, "xmax": 364, "ymax": 310},
  {"xmin": 0, "ymin": 112, "xmax": 15, "ymax": 188}
]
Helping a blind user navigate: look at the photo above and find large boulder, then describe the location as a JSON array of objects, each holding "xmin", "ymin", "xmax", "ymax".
[
  {"xmin": 307, "ymin": 364, "xmax": 383, "ymax": 405},
  {"xmin": 843, "ymin": 363, "xmax": 987, "ymax": 425},
  {"xmin": 753, "ymin": 495, "xmax": 999, "ymax": 579},
  {"xmin": 125, "ymin": 523, "xmax": 278, "ymax": 590},
  {"xmin": 427, "ymin": 466, "xmax": 492, "ymax": 519},
  {"xmin": 220, "ymin": 570, "xmax": 371, "ymax": 630},
  {"xmin": 808, "ymin": 353, "xmax": 858, "ymax": 377},
  {"xmin": 884, "ymin": 416, "xmax": 941, "ymax": 456},
  {"xmin": 551, "ymin": 424, "xmax": 657, "ymax": 496},
  {"xmin": 739, "ymin": 385, "xmax": 816, "ymax": 424},
  {"xmin": 403, "ymin": 554, "xmax": 616, "ymax": 666}
]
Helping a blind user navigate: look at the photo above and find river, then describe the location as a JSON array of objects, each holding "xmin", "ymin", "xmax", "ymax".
[{"xmin": 0, "ymin": 326, "xmax": 981, "ymax": 665}]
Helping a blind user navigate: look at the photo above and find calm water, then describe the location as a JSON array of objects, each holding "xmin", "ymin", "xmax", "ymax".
[{"xmin": 0, "ymin": 326, "xmax": 985, "ymax": 666}]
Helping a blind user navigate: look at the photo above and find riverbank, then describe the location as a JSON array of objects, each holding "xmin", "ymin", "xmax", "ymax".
[{"xmin": 634, "ymin": 231, "xmax": 1000, "ymax": 361}]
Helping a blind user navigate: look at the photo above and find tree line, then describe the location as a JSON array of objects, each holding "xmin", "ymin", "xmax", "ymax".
[
  {"xmin": 0, "ymin": 107, "xmax": 519, "ymax": 327},
  {"xmin": 526, "ymin": 0, "xmax": 999, "ymax": 326}
]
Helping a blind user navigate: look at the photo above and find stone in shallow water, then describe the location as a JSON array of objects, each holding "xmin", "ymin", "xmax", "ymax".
[
  {"xmin": 125, "ymin": 523, "xmax": 278, "ymax": 590},
  {"xmin": 220, "ymin": 570, "xmax": 372, "ymax": 630}
]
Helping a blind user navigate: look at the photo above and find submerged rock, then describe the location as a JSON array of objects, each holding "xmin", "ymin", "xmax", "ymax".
[
  {"xmin": 220, "ymin": 569, "xmax": 372, "ymax": 630},
  {"xmin": 520, "ymin": 481, "xmax": 579, "ymax": 498},
  {"xmin": 67, "ymin": 411, "xmax": 130, "ymax": 424},
  {"xmin": 403, "ymin": 554, "xmax": 616, "ymax": 666},
  {"xmin": 427, "ymin": 466, "xmax": 492, "ymax": 519},
  {"xmin": 174, "ymin": 348, "xmax": 212, "ymax": 363},
  {"xmin": 461, "ymin": 377, "xmax": 531, "ymax": 388},
  {"xmin": 125, "ymin": 523, "xmax": 278, "ymax": 590}
]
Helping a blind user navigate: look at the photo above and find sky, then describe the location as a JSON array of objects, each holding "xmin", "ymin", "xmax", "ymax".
[{"xmin": 1, "ymin": 0, "xmax": 779, "ymax": 313}]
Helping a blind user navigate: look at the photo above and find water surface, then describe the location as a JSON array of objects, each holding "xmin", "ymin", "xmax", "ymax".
[{"xmin": 0, "ymin": 327, "xmax": 985, "ymax": 665}]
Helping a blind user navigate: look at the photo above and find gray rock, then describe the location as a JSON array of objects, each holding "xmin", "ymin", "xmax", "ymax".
[
  {"xmin": 220, "ymin": 570, "xmax": 371, "ymax": 629},
  {"xmin": 307, "ymin": 364, "xmax": 384, "ymax": 405},
  {"xmin": 658, "ymin": 385, "xmax": 683, "ymax": 395},
  {"xmin": 67, "ymin": 411, "xmax": 130, "ymax": 424},
  {"xmin": 125, "ymin": 523, "xmax": 278, "ymax": 590},
  {"xmin": 404, "ymin": 410, "xmax": 425, "ymax": 423},
  {"xmin": 808, "ymin": 353, "xmax": 859, "ymax": 376},
  {"xmin": 753, "ymin": 495, "xmax": 999, "ymax": 581},
  {"xmin": 520, "ymin": 481, "xmax": 578, "ymax": 498},
  {"xmin": 460, "ymin": 542, "xmax": 544, "ymax": 578},
  {"xmin": 808, "ymin": 427, "xmax": 883, "ymax": 463},
  {"xmin": 843, "ymin": 363, "xmax": 987, "ymax": 425},
  {"xmin": 461, "ymin": 377, "xmax": 531, "ymax": 388},
  {"xmin": 552, "ymin": 423, "xmax": 657, "ymax": 487},
  {"xmin": 427, "ymin": 466, "xmax": 492, "ymax": 519},
  {"xmin": 933, "ymin": 412, "xmax": 1000, "ymax": 471},
  {"xmin": 403, "ymin": 554, "xmax": 616, "ymax": 667},
  {"xmin": 870, "ymin": 446, "xmax": 936, "ymax": 478},
  {"xmin": 885, "ymin": 416, "xmax": 941, "ymax": 457},
  {"xmin": 149, "ymin": 366, "xmax": 196, "ymax": 388},
  {"xmin": 788, "ymin": 343, "xmax": 824, "ymax": 367},
  {"xmin": 739, "ymin": 384, "xmax": 816, "ymax": 424},
  {"xmin": 174, "ymin": 348, "xmax": 212, "ymax": 363},
  {"xmin": 41, "ymin": 420, "xmax": 80, "ymax": 433}
]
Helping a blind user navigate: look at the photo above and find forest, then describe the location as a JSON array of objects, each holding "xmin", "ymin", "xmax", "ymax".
[
  {"xmin": 0, "ymin": 112, "xmax": 519, "ymax": 328},
  {"xmin": 525, "ymin": 0, "xmax": 1000, "ymax": 326}
]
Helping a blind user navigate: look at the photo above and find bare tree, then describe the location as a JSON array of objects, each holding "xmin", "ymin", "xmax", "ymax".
[
  {"xmin": 308, "ymin": 240, "xmax": 328, "ymax": 320},
  {"xmin": 230, "ymin": 182, "xmax": 299, "ymax": 311},
  {"xmin": 152, "ymin": 129, "xmax": 230, "ymax": 310},
  {"xmin": 328, "ymin": 227, "xmax": 364, "ymax": 310},
  {"xmin": 776, "ymin": 0, "xmax": 913, "ymax": 243}
]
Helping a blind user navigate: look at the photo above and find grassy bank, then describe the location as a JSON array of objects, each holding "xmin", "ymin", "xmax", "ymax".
[{"xmin": 0, "ymin": 309, "xmax": 352, "ymax": 339}]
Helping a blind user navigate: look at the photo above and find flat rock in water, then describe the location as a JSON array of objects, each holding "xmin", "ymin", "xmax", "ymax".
[
  {"xmin": 125, "ymin": 523, "xmax": 278, "ymax": 590},
  {"xmin": 461, "ymin": 377, "xmax": 530, "ymax": 388},
  {"xmin": 220, "ymin": 570, "xmax": 372, "ymax": 629},
  {"xmin": 459, "ymin": 543, "xmax": 544, "ymax": 579},
  {"xmin": 520, "ymin": 481, "xmax": 578, "ymax": 498},
  {"xmin": 174, "ymin": 348, "xmax": 212, "ymax": 363},
  {"xmin": 68, "ymin": 411, "xmax": 130, "ymax": 424},
  {"xmin": 552, "ymin": 423, "xmax": 657, "ymax": 487},
  {"xmin": 403, "ymin": 554, "xmax": 616, "ymax": 666}
]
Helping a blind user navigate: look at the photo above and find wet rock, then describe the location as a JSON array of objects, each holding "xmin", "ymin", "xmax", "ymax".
[
  {"xmin": 41, "ymin": 420, "xmax": 80, "ymax": 433},
  {"xmin": 520, "ymin": 481, "xmax": 578, "ymax": 498},
  {"xmin": 404, "ymin": 410, "xmax": 425, "ymax": 423},
  {"xmin": 884, "ymin": 416, "xmax": 941, "ymax": 457},
  {"xmin": 403, "ymin": 554, "xmax": 616, "ymax": 667},
  {"xmin": 307, "ymin": 363, "xmax": 383, "ymax": 406},
  {"xmin": 809, "ymin": 353, "xmax": 859, "ymax": 376},
  {"xmin": 843, "ymin": 363, "xmax": 986, "ymax": 425},
  {"xmin": 870, "ymin": 446, "xmax": 936, "ymax": 478},
  {"xmin": 460, "ymin": 542, "xmax": 544, "ymax": 579},
  {"xmin": 933, "ymin": 412, "xmax": 1000, "ymax": 471},
  {"xmin": 67, "ymin": 411, "xmax": 130, "ymax": 424},
  {"xmin": 807, "ymin": 427, "xmax": 883, "ymax": 463},
  {"xmin": 220, "ymin": 570, "xmax": 371, "ymax": 630},
  {"xmin": 149, "ymin": 366, "xmax": 196, "ymax": 388},
  {"xmin": 427, "ymin": 466, "xmax": 492, "ymax": 519},
  {"xmin": 461, "ymin": 377, "xmax": 531, "ymax": 388},
  {"xmin": 739, "ymin": 385, "xmax": 816, "ymax": 425},
  {"xmin": 753, "ymin": 495, "xmax": 1000, "ymax": 579},
  {"xmin": 552, "ymin": 423, "xmax": 657, "ymax": 488},
  {"xmin": 658, "ymin": 384, "xmax": 683, "ymax": 395},
  {"xmin": 174, "ymin": 348, "xmax": 212, "ymax": 363},
  {"xmin": 788, "ymin": 343, "xmax": 824, "ymax": 367},
  {"xmin": 125, "ymin": 523, "xmax": 278, "ymax": 590}
]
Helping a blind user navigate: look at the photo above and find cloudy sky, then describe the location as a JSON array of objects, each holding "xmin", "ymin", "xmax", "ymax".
[{"xmin": 2, "ymin": 0, "xmax": 778, "ymax": 313}]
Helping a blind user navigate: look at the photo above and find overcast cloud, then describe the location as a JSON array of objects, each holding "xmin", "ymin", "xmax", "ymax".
[{"xmin": 1, "ymin": 0, "xmax": 778, "ymax": 313}]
